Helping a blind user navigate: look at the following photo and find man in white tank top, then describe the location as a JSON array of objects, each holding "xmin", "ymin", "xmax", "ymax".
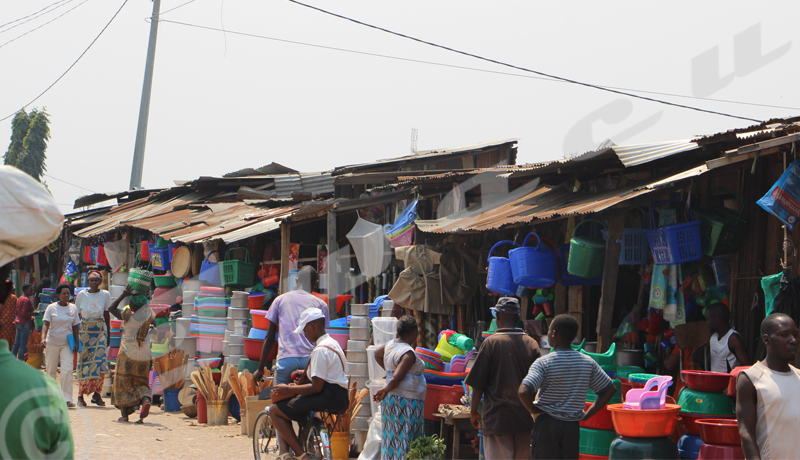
[
  {"xmin": 737, "ymin": 313, "xmax": 800, "ymax": 460},
  {"xmin": 705, "ymin": 302, "xmax": 749, "ymax": 372}
]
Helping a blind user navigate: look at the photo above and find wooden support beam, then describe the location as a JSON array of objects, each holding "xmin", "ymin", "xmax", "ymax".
[
  {"xmin": 520, "ymin": 295, "xmax": 529, "ymax": 321},
  {"xmin": 596, "ymin": 213, "xmax": 625, "ymax": 353},
  {"xmin": 327, "ymin": 211, "xmax": 338, "ymax": 320},
  {"xmin": 567, "ymin": 286, "xmax": 583, "ymax": 340},
  {"xmin": 554, "ymin": 284, "xmax": 566, "ymax": 316},
  {"xmin": 279, "ymin": 221, "xmax": 291, "ymax": 294}
]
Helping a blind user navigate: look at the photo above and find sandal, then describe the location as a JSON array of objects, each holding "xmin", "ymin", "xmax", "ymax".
[
  {"xmin": 77, "ymin": 398, "xmax": 87, "ymax": 407},
  {"xmin": 277, "ymin": 454, "xmax": 293, "ymax": 460},
  {"xmin": 66, "ymin": 402, "xmax": 76, "ymax": 408},
  {"xmin": 117, "ymin": 417, "xmax": 129, "ymax": 423},
  {"xmin": 294, "ymin": 453, "xmax": 310, "ymax": 460},
  {"xmin": 91, "ymin": 395, "xmax": 106, "ymax": 406},
  {"xmin": 139, "ymin": 401, "xmax": 151, "ymax": 420},
  {"xmin": 134, "ymin": 419, "xmax": 144, "ymax": 424}
]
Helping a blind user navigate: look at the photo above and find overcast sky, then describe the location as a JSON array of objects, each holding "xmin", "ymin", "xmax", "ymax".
[{"xmin": 2, "ymin": 1, "xmax": 798, "ymax": 214}]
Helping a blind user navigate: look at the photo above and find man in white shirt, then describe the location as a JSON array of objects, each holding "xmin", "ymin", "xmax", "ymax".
[{"xmin": 269, "ymin": 308, "xmax": 350, "ymax": 459}]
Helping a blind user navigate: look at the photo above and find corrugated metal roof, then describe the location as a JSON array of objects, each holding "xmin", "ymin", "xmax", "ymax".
[
  {"xmin": 613, "ymin": 139, "xmax": 698, "ymax": 167},
  {"xmin": 273, "ymin": 172, "xmax": 335, "ymax": 198},
  {"xmin": 416, "ymin": 164, "xmax": 709, "ymax": 233},
  {"xmin": 333, "ymin": 139, "xmax": 518, "ymax": 175},
  {"xmin": 224, "ymin": 162, "xmax": 298, "ymax": 178}
]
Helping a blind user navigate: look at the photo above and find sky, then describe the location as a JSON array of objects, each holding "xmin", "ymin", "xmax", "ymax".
[{"xmin": 2, "ymin": 1, "xmax": 798, "ymax": 214}]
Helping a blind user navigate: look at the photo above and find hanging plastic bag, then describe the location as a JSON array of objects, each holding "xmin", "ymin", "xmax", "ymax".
[
  {"xmin": 97, "ymin": 245, "xmax": 108, "ymax": 266},
  {"xmin": 104, "ymin": 239, "xmax": 128, "ymax": 271},
  {"xmin": 757, "ymin": 159, "xmax": 800, "ymax": 230}
]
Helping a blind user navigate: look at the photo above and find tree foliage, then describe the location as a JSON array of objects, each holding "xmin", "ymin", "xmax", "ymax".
[{"xmin": 4, "ymin": 108, "xmax": 50, "ymax": 182}]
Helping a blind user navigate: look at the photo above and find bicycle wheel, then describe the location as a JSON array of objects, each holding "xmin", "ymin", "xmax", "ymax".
[
  {"xmin": 253, "ymin": 410, "xmax": 278, "ymax": 460},
  {"xmin": 299, "ymin": 417, "xmax": 325, "ymax": 460}
]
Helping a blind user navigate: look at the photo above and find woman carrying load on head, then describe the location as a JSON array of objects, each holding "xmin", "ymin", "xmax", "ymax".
[
  {"xmin": 109, "ymin": 287, "xmax": 154, "ymax": 423},
  {"xmin": 75, "ymin": 270, "xmax": 112, "ymax": 407},
  {"xmin": 373, "ymin": 315, "xmax": 427, "ymax": 460}
]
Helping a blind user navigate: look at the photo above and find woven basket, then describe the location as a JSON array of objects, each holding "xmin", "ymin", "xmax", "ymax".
[{"xmin": 127, "ymin": 268, "xmax": 153, "ymax": 294}]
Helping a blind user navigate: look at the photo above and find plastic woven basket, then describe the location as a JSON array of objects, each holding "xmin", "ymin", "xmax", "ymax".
[
  {"xmin": 486, "ymin": 240, "xmax": 520, "ymax": 296},
  {"xmin": 618, "ymin": 228, "xmax": 650, "ymax": 265},
  {"xmin": 127, "ymin": 267, "xmax": 153, "ymax": 294},
  {"xmin": 645, "ymin": 200, "xmax": 703, "ymax": 265},
  {"xmin": 221, "ymin": 248, "xmax": 255, "ymax": 288}
]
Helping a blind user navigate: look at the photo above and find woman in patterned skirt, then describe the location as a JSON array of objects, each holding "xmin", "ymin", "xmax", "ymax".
[
  {"xmin": 75, "ymin": 270, "xmax": 111, "ymax": 406},
  {"xmin": 0, "ymin": 282, "xmax": 17, "ymax": 349},
  {"xmin": 108, "ymin": 287, "xmax": 154, "ymax": 423},
  {"xmin": 373, "ymin": 316, "xmax": 427, "ymax": 460}
]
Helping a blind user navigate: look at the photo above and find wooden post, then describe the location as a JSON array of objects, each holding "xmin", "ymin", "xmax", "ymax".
[
  {"xmin": 456, "ymin": 306, "xmax": 466, "ymax": 333},
  {"xmin": 279, "ymin": 220, "xmax": 291, "ymax": 294},
  {"xmin": 520, "ymin": 295, "xmax": 530, "ymax": 321},
  {"xmin": 327, "ymin": 211, "xmax": 338, "ymax": 320},
  {"xmin": 554, "ymin": 284, "xmax": 566, "ymax": 316},
  {"xmin": 596, "ymin": 213, "xmax": 625, "ymax": 353},
  {"xmin": 568, "ymin": 286, "xmax": 583, "ymax": 340}
]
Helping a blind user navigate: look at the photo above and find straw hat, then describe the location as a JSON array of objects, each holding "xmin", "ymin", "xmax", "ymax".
[{"xmin": 171, "ymin": 246, "xmax": 192, "ymax": 278}]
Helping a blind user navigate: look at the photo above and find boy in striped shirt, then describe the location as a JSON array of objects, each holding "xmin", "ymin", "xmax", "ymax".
[{"xmin": 519, "ymin": 314, "xmax": 616, "ymax": 459}]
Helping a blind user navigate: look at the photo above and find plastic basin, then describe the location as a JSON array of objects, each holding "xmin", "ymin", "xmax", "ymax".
[
  {"xmin": 697, "ymin": 442, "xmax": 744, "ymax": 460},
  {"xmin": 727, "ymin": 366, "xmax": 749, "ymax": 397},
  {"xmin": 250, "ymin": 310, "xmax": 270, "ymax": 330},
  {"xmin": 247, "ymin": 293, "xmax": 266, "ymax": 310},
  {"xmin": 607, "ymin": 403, "xmax": 680, "ymax": 438},
  {"xmin": 580, "ymin": 401, "xmax": 614, "ymax": 431},
  {"xmin": 696, "ymin": 418, "xmax": 741, "ymax": 446},
  {"xmin": 150, "ymin": 304, "xmax": 172, "ymax": 317},
  {"xmin": 609, "ymin": 436, "xmax": 679, "ymax": 459},
  {"xmin": 677, "ymin": 388, "xmax": 734, "ymax": 417},
  {"xmin": 243, "ymin": 337, "xmax": 277, "ymax": 361},
  {"xmin": 677, "ymin": 434, "xmax": 702, "ymax": 460},
  {"xmin": 681, "ymin": 370, "xmax": 730, "ymax": 393},
  {"xmin": 680, "ymin": 413, "xmax": 733, "ymax": 436},
  {"xmin": 423, "ymin": 384, "xmax": 464, "ymax": 421},
  {"xmin": 153, "ymin": 275, "xmax": 177, "ymax": 288},
  {"xmin": 579, "ymin": 427, "xmax": 616, "ymax": 456},
  {"xmin": 578, "ymin": 455, "xmax": 608, "ymax": 460}
]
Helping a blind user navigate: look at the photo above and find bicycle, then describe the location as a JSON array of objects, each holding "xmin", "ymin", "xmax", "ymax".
[{"xmin": 252, "ymin": 407, "xmax": 340, "ymax": 460}]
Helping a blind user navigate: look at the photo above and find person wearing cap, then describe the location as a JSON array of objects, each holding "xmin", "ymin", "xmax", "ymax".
[
  {"xmin": 269, "ymin": 308, "xmax": 349, "ymax": 460},
  {"xmin": 0, "ymin": 164, "xmax": 74, "ymax": 458},
  {"xmin": 75, "ymin": 269, "xmax": 112, "ymax": 407},
  {"xmin": 465, "ymin": 297, "xmax": 541, "ymax": 460}
]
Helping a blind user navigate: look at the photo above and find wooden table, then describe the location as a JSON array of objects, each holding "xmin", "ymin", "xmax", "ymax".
[{"xmin": 432, "ymin": 412, "xmax": 477, "ymax": 460}]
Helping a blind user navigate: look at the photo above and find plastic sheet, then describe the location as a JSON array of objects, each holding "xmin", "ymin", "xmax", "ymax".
[
  {"xmin": 347, "ymin": 218, "xmax": 390, "ymax": 278},
  {"xmin": 357, "ymin": 412, "xmax": 383, "ymax": 460}
]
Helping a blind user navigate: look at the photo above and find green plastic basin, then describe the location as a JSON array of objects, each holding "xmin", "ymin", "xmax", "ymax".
[
  {"xmin": 579, "ymin": 427, "xmax": 617, "ymax": 456},
  {"xmin": 677, "ymin": 388, "xmax": 734, "ymax": 416}
]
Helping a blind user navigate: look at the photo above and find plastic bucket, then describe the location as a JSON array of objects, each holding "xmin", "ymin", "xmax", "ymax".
[
  {"xmin": 372, "ymin": 317, "xmax": 397, "ymax": 346},
  {"xmin": 27, "ymin": 353, "xmax": 43, "ymax": 369},
  {"xmin": 486, "ymin": 240, "xmax": 520, "ymax": 296},
  {"xmin": 568, "ymin": 220, "xmax": 607, "ymax": 278},
  {"xmin": 163, "ymin": 388, "xmax": 181, "ymax": 412},
  {"xmin": 330, "ymin": 431, "xmax": 349, "ymax": 460},
  {"xmin": 367, "ymin": 346, "xmax": 384, "ymax": 381},
  {"xmin": 207, "ymin": 401, "xmax": 229, "ymax": 426},
  {"xmin": 367, "ymin": 379, "xmax": 385, "ymax": 417},
  {"xmin": 509, "ymin": 233, "xmax": 557, "ymax": 288}
]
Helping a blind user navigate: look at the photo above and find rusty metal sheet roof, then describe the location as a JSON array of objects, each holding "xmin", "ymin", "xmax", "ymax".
[{"xmin": 416, "ymin": 164, "xmax": 709, "ymax": 233}]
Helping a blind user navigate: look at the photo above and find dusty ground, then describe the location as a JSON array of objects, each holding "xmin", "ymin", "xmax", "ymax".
[{"xmin": 65, "ymin": 379, "xmax": 261, "ymax": 460}]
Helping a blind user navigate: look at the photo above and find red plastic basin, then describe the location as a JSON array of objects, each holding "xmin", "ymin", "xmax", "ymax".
[
  {"xmin": 578, "ymin": 455, "xmax": 608, "ymax": 459},
  {"xmin": 727, "ymin": 366, "xmax": 749, "ymax": 397},
  {"xmin": 243, "ymin": 337, "xmax": 277, "ymax": 361},
  {"xmin": 150, "ymin": 304, "xmax": 172, "ymax": 317},
  {"xmin": 423, "ymin": 384, "xmax": 464, "ymax": 421},
  {"xmin": 608, "ymin": 403, "xmax": 680, "ymax": 438},
  {"xmin": 681, "ymin": 413, "xmax": 734, "ymax": 436},
  {"xmin": 250, "ymin": 310, "xmax": 270, "ymax": 330},
  {"xmin": 248, "ymin": 294, "xmax": 266, "ymax": 310},
  {"xmin": 697, "ymin": 442, "xmax": 744, "ymax": 460},
  {"xmin": 681, "ymin": 370, "xmax": 730, "ymax": 393},
  {"xmin": 580, "ymin": 401, "xmax": 614, "ymax": 431},
  {"xmin": 696, "ymin": 419, "xmax": 741, "ymax": 446}
]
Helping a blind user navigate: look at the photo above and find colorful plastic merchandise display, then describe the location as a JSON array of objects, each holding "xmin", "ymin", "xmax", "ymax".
[
  {"xmin": 580, "ymin": 342, "xmax": 617, "ymax": 375},
  {"xmin": 194, "ymin": 296, "xmax": 230, "ymax": 318},
  {"xmin": 678, "ymin": 370, "xmax": 735, "ymax": 436},
  {"xmin": 580, "ymin": 380, "xmax": 620, "ymax": 458},
  {"xmin": 417, "ymin": 348, "xmax": 445, "ymax": 371},
  {"xmin": 434, "ymin": 331, "xmax": 473, "ymax": 363}
]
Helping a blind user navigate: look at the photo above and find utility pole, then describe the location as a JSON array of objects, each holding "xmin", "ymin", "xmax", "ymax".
[{"xmin": 129, "ymin": 0, "xmax": 161, "ymax": 190}]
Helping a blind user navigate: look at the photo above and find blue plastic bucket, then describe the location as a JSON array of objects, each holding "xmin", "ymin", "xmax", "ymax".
[
  {"xmin": 163, "ymin": 388, "xmax": 181, "ymax": 412},
  {"xmin": 509, "ymin": 233, "xmax": 557, "ymax": 288},
  {"xmin": 486, "ymin": 241, "xmax": 520, "ymax": 296}
]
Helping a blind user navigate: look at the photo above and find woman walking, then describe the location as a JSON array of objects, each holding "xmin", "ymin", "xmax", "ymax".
[
  {"xmin": 109, "ymin": 287, "xmax": 154, "ymax": 423},
  {"xmin": 373, "ymin": 316, "xmax": 427, "ymax": 460},
  {"xmin": 0, "ymin": 281, "xmax": 17, "ymax": 349},
  {"xmin": 42, "ymin": 284, "xmax": 80, "ymax": 407},
  {"xmin": 75, "ymin": 270, "xmax": 111, "ymax": 406}
]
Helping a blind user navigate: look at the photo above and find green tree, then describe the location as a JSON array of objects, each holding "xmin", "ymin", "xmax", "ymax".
[{"xmin": 4, "ymin": 108, "xmax": 50, "ymax": 182}]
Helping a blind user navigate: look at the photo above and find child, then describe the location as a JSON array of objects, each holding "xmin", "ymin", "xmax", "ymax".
[{"xmin": 518, "ymin": 314, "xmax": 616, "ymax": 459}]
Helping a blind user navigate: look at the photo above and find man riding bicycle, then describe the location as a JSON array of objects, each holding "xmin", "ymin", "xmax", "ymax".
[{"xmin": 269, "ymin": 308, "xmax": 349, "ymax": 460}]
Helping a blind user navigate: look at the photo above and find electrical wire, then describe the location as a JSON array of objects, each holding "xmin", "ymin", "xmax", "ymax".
[
  {"xmin": 160, "ymin": 0, "xmax": 199, "ymax": 16},
  {"xmin": 286, "ymin": 0, "xmax": 763, "ymax": 123},
  {"xmin": 0, "ymin": 0, "xmax": 69, "ymax": 30},
  {"xmin": 0, "ymin": 0, "xmax": 128, "ymax": 123},
  {"xmin": 158, "ymin": 19, "xmax": 800, "ymax": 113},
  {"xmin": 44, "ymin": 173, "xmax": 97, "ymax": 193},
  {"xmin": 0, "ymin": 0, "xmax": 91, "ymax": 50},
  {"xmin": 0, "ymin": 0, "xmax": 75, "ymax": 35}
]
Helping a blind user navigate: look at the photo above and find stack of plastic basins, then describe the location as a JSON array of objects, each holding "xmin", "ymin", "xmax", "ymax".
[
  {"xmin": 190, "ymin": 287, "xmax": 228, "ymax": 360},
  {"xmin": 176, "ymin": 286, "xmax": 197, "ymax": 377},
  {"xmin": 349, "ymin": 305, "xmax": 372, "ymax": 449},
  {"xmin": 678, "ymin": 371, "xmax": 736, "ymax": 459},
  {"xmin": 580, "ymin": 379, "xmax": 622, "ymax": 459}
]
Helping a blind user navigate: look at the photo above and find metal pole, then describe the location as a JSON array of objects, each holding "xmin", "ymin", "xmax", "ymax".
[{"xmin": 129, "ymin": 0, "xmax": 161, "ymax": 190}]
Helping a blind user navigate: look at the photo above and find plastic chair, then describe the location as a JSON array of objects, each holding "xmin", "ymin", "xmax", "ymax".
[
  {"xmin": 623, "ymin": 376, "xmax": 673, "ymax": 410},
  {"xmin": 447, "ymin": 349, "xmax": 476, "ymax": 373}
]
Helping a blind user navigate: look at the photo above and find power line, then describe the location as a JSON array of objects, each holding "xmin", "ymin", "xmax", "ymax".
[
  {"xmin": 0, "ymin": 0, "xmax": 91, "ymax": 50},
  {"xmin": 0, "ymin": 0, "xmax": 69, "ymax": 30},
  {"xmin": 0, "ymin": 0, "xmax": 75, "ymax": 35},
  {"xmin": 0, "ymin": 0, "xmax": 128, "ymax": 123},
  {"xmin": 44, "ymin": 173, "xmax": 97, "ymax": 193},
  {"xmin": 158, "ymin": 19, "xmax": 800, "ymax": 113},
  {"xmin": 160, "ymin": 0, "xmax": 198, "ymax": 16},
  {"xmin": 286, "ymin": 0, "xmax": 763, "ymax": 123}
]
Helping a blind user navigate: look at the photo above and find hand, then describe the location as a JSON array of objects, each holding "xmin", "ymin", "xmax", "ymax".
[
  {"xmin": 373, "ymin": 388, "xmax": 387, "ymax": 403},
  {"xmin": 121, "ymin": 287, "xmax": 133, "ymax": 298},
  {"xmin": 271, "ymin": 384, "xmax": 291, "ymax": 400},
  {"xmin": 41, "ymin": 340, "xmax": 47, "ymax": 349},
  {"xmin": 253, "ymin": 368, "xmax": 264, "ymax": 382},
  {"xmin": 530, "ymin": 405, "xmax": 543, "ymax": 420},
  {"xmin": 73, "ymin": 344, "xmax": 79, "ymax": 353},
  {"xmin": 470, "ymin": 412, "xmax": 481, "ymax": 430}
]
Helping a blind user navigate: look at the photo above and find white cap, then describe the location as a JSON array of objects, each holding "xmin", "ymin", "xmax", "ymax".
[
  {"xmin": 293, "ymin": 308, "xmax": 326, "ymax": 334},
  {"xmin": 0, "ymin": 166, "xmax": 63, "ymax": 267}
]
